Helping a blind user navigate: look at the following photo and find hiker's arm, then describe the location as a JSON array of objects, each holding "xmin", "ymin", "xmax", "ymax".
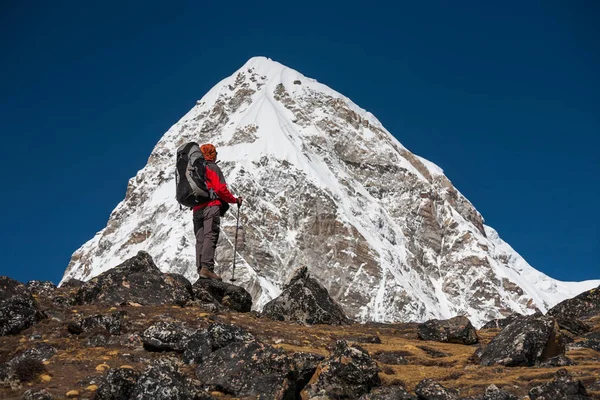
[{"xmin": 208, "ymin": 166, "xmax": 238, "ymax": 204}]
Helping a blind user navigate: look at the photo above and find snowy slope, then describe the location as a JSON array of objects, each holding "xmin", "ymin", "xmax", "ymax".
[{"xmin": 61, "ymin": 57, "xmax": 599, "ymax": 327}]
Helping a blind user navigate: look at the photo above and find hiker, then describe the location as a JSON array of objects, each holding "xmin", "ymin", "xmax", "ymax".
[{"xmin": 192, "ymin": 144, "xmax": 242, "ymax": 281}]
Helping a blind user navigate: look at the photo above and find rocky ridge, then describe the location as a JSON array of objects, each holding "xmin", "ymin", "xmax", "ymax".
[{"xmin": 2, "ymin": 252, "xmax": 600, "ymax": 399}]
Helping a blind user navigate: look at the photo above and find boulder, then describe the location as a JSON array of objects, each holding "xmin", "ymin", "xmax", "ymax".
[
  {"xmin": 290, "ymin": 352, "xmax": 324, "ymax": 391},
  {"xmin": 417, "ymin": 316, "xmax": 478, "ymax": 345},
  {"xmin": 528, "ymin": 368, "xmax": 590, "ymax": 399},
  {"xmin": 481, "ymin": 313, "xmax": 524, "ymax": 330},
  {"xmin": 462, "ymin": 384, "xmax": 518, "ymax": 400},
  {"xmin": 74, "ymin": 252, "xmax": 193, "ymax": 307},
  {"xmin": 539, "ymin": 355, "xmax": 575, "ymax": 367},
  {"xmin": 301, "ymin": 340, "xmax": 380, "ymax": 399},
  {"xmin": 67, "ymin": 311, "xmax": 127, "ymax": 335},
  {"xmin": 23, "ymin": 389, "xmax": 54, "ymax": 400},
  {"xmin": 359, "ymin": 385, "xmax": 417, "ymax": 399},
  {"xmin": 95, "ymin": 367, "xmax": 140, "ymax": 400},
  {"xmin": 548, "ymin": 285, "xmax": 600, "ymax": 335},
  {"xmin": 0, "ymin": 344, "xmax": 56, "ymax": 386},
  {"xmin": 0, "ymin": 276, "xmax": 44, "ymax": 335},
  {"xmin": 477, "ymin": 314, "xmax": 565, "ymax": 366},
  {"xmin": 196, "ymin": 339, "xmax": 296, "ymax": 399},
  {"xmin": 183, "ymin": 323, "xmax": 254, "ymax": 364},
  {"xmin": 132, "ymin": 357, "xmax": 212, "ymax": 400},
  {"xmin": 374, "ymin": 351, "xmax": 409, "ymax": 365},
  {"xmin": 414, "ymin": 379, "xmax": 458, "ymax": 400},
  {"xmin": 262, "ymin": 266, "xmax": 350, "ymax": 325},
  {"xmin": 191, "ymin": 279, "xmax": 252, "ymax": 312},
  {"xmin": 141, "ymin": 321, "xmax": 195, "ymax": 353}
]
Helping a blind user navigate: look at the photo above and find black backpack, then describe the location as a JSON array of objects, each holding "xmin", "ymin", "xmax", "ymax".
[{"xmin": 175, "ymin": 142, "xmax": 215, "ymax": 208}]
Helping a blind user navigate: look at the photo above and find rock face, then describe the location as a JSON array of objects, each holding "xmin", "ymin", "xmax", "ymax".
[
  {"xmin": 196, "ymin": 339, "xmax": 296, "ymax": 399},
  {"xmin": 528, "ymin": 368, "xmax": 590, "ymax": 399},
  {"xmin": 74, "ymin": 252, "xmax": 193, "ymax": 307},
  {"xmin": 183, "ymin": 323, "xmax": 254, "ymax": 364},
  {"xmin": 141, "ymin": 321, "xmax": 195, "ymax": 353},
  {"xmin": 96, "ymin": 367, "xmax": 140, "ymax": 400},
  {"xmin": 262, "ymin": 266, "xmax": 350, "ymax": 325},
  {"xmin": 548, "ymin": 285, "xmax": 600, "ymax": 335},
  {"xmin": 477, "ymin": 315, "xmax": 565, "ymax": 366},
  {"xmin": 417, "ymin": 316, "xmax": 478, "ymax": 345},
  {"xmin": 0, "ymin": 277, "xmax": 43, "ymax": 336},
  {"xmin": 301, "ymin": 340, "xmax": 380, "ymax": 399},
  {"xmin": 191, "ymin": 279, "xmax": 252, "ymax": 312},
  {"xmin": 481, "ymin": 313, "xmax": 524, "ymax": 330},
  {"xmin": 61, "ymin": 56, "xmax": 600, "ymax": 327}
]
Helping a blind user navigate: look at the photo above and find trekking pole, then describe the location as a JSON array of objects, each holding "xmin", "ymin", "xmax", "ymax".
[{"xmin": 231, "ymin": 203, "xmax": 241, "ymax": 283}]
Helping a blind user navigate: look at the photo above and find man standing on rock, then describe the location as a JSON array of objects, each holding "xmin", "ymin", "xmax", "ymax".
[{"xmin": 193, "ymin": 144, "xmax": 242, "ymax": 281}]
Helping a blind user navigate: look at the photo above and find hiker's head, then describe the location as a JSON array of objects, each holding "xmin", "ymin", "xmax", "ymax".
[{"xmin": 200, "ymin": 144, "xmax": 217, "ymax": 161}]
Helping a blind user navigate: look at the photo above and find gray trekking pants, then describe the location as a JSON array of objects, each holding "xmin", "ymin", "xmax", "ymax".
[{"xmin": 193, "ymin": 206, "xmax": 221, "ymax": 272}]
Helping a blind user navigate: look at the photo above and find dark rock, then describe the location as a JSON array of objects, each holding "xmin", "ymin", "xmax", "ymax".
[
  {"xmin": 539, "ymin": 354, "xmax": 575, "ymax": 367},
  {"xmin": 481, "ymin": 313, "xmax": 523, "ymax": 330},
  {"xmin": 374, "ymin": 351, "xmax": 409, "ymax": 365},
  {"xmin": 141, "ymin": 321, "xmax": 195, "ymax": 352},
  {"xmin": 359, "ymin": 385, "xmax": 417, "ymax": 399},
  {"xmin": 85, "ymin": 333, "xmax": 110, "ymax": 347},
  {"xmin": 570, "ymin": 337, "xmax": 600, "ymax": 352},
  {"xmin": 548, "ymin": 285, "xmax": 600, "ymax": 335},
  {"xmin": 61, "ymin": 279, "xmax": 85, "ymax": 290},
  {"xmin": 462, "ymin": 384, "xmax": 518, "ymax": 400},
  {"xmin": 418, "ymin": 316, "xmax": 478, "ymax": 345},
  {"xmin": 96, "ymin": 367, "xmax": 141, "ymax": 400},
  {"xmin": 196, "ymin": 340, "xmax": 295, "ymax": 399},
  {"xmin": 0, "ymin": 276, "xmax": 44, "ymax": 336},
  {"xmin": 290, "ymin": 352, "xmax": 324, "ymax": 391},
  {"xmin": 0, "ymin": 344, "xmax": 55, "ymax": 386},
  {"xmin": 8, "ymin": 344, "xmax": 57, "ymax": 367},
  {"xmin": 183, "ymin": 322, "xmax": 254, "ymax": 364},
  {"xmin": 132, "ymin": 357, "xmax": 212, "ymax": 400},
  {"xmin": 262, "ymin": 266, "xmax": 350, "ymax": 325},
  {"xmin": 74, "ymin": 252, "xmax": 193, "ymax": 307},
  {"xmin": 478, "ymin": 314, "xmax": 564, "ymax": 366},
  {"xmin": 25, "ymin": 281, "xmax": 57, "ymax": 299},
  {"xmin": 528, "ymin": 368, "xmax": 591, "ymax": 399},
  {"xmin": 301, "ymin": 340, "xmax": 380, "ymax": 399},
  {"xmin": 417, "ymin": 345, "xmax": 451, "ymax": 358},
  {"xmin": 23, "ymin": 389, "xmax": 54, "ymax": 400},
  {"xmin": 347, "ymin": 334, "xmax": 382, "ymax": 344},
  {"xmin": 415, "ymin": 379, "xmax": 458, "ymax": 400},
  {"xmin": 68, "ymin": 311, "xmax": 127, "ymax": 335},
  {"xmin": 191, "ymin": 279, "xmax": 252, "ymax": 312}
]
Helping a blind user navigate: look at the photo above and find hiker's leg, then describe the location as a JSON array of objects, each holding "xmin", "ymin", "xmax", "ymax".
[
  {"xmin": 201, "ymin": 206, "xmax": 221, "ymax": 271},
  {"xmin": 193, "ymin": 210, "xmax": 204, "ymax": 274}
]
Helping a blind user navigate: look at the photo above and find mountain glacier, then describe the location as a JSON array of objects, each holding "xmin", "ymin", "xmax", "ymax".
[{"xmin": 61, "ymin": 57, "xmax": 599, "ymax": 327}]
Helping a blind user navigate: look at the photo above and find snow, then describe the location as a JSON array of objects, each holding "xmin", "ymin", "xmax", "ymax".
[{"xmin": 61, "ymin": 56, "xmax": 599, "ymax": 328}]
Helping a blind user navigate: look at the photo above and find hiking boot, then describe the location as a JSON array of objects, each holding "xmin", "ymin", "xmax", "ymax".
[{"xmin": 199, "ymin": 266, "xmax": 222, "ymax": 281}]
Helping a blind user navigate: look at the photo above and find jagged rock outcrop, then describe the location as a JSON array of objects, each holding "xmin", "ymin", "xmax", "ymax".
[
  {"xmin": 477, "ymin": 314, "xmax": 564, "ymax": 366},
  {"xmin": 528, "ymin": 368, "xmax": 590, "ymax": 399},
  {"xmin": 183, "ymin": 323, "xmax": 254, "ymax": 364},
  {"xmin": 67, "ymin": 311, "xmax": 127, "ymax": 335},
  {"xmin": 25, "ymin": 281, "xmax": 56, "ymax": 299},
  {"xmin": 417, "ymin": 316, "xmax": 478, "ymax": 345},
  {"xmin": 414, "ymin": 379, "xmax": 458, "ymax": 400},
  {"xmin": 191, "ymin": 278, "xmax": 252, "ymax": 312},
  {"xmin": 290, "ymin": 352, "xmax": 324, "ymax": 392},
  {"xmin": 141, "ymin": 321, "xmax": 195, "ymax": 353},
  {"xmin": 262, "ymin": 266, "xmax": 350, "ymax": 325},
  {"xmin": 547, "ymin": 285, "xmax": 600, "ymax": 335},
  {"xmin": 195, "ymin": 339, "xmax": 296, "ymax": 399},
  {"xmin": 74, "ymin": 251, "xmax": 193, "ymax": 307},
  {"xmin": 301, "ymin": 340, "xmax": 380, "ymax": 399},
  {"xmin": 0, "ymin": 277, "xmax": 44, "ymax": 336},
  {"xmin": 481, "ymin": 313, "xmax": 524, "ymax": 330}
]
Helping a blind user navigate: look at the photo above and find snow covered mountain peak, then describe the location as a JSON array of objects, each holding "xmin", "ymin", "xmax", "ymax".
[{"xmin": 61, "ymin": 57, "xmax": 599, "ymax": 327}]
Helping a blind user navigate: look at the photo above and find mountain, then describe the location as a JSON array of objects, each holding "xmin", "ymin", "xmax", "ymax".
[{"xmin": 60, "ymin": 57, "xmax": 599, "ymax": 327}]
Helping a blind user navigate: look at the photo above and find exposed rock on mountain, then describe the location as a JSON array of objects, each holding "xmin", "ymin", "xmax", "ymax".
[
  {"xmin": 0, "ymin": 277, "xmax": 44, "ymax": 336},
  {"xmin": 548, "ymin": 284, "xmax": 600, "ymax": 335},
  {"xmin": 262, "ymin": 266, "xmax": 350, "ymax": 325},
  {"xmin": 480, "ymin": 313, "xmax": 524, "ymax": 330},
  {"xmin": 417, "ymin": 316, "xmax": 478, "ymax": 345},
  {"xmin": 528, "ymin": 368, "xmax": 590, "ymax": 399},
  {"xmin": 60, "ymin": 56, "xmax": 600, "ymax": 328},
  {"xmin": 191, "ymin": 279, "xmax": 252, "ymax": 313},
  {"xmin": 477, "ymin": 314, "xmax": 565, "ymax": 366},
  {"xmin": 414, "ymin": 379, "xmax": 458, "ymax": 400},
  {"xmin": 74, "ymin": 251, "xmax": 193, "ymax": 307}
]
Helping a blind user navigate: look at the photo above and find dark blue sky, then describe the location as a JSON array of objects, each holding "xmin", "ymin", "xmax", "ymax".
[{"xmin": 1, "ymin": 1, "xmax": 598, "ymax": 284}]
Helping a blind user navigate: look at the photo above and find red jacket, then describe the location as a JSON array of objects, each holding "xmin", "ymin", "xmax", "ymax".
[{"xmin": 192, "ymin": 160, "xmax": 237, "ymax": 211}]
